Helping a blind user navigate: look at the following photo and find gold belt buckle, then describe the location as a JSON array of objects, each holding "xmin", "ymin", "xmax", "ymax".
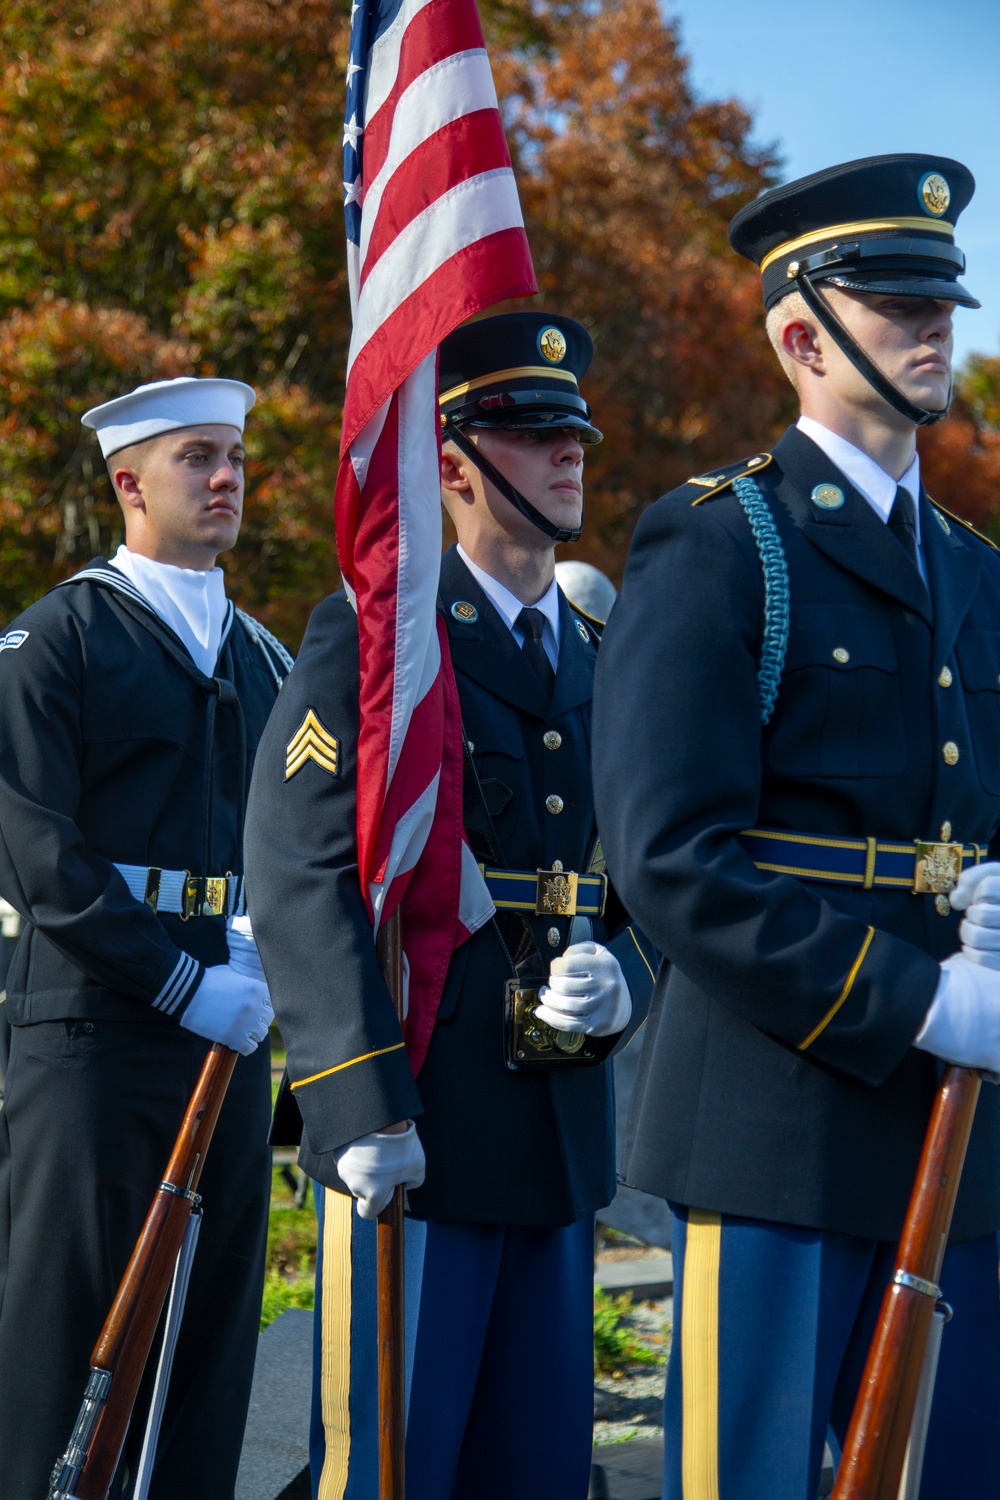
[
  {"xmin": 181, "ymin": 873, "xmax": 229, "ymax": 920},
  {"xmin": 913, "ymin": 841, "xmax": 964, "ymax": 895},
  {"xmin": 535, "ymin": 866, "xmax": 579, "ymax": 917}
]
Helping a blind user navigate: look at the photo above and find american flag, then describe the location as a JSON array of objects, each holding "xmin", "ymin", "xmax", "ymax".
[{"xmin": 335, "ymin": 0, "xmax": 537, "ymax": 1072}]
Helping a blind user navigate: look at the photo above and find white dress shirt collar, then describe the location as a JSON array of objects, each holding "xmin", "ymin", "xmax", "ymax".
[
  {"xmin": 457, "ymin": 545, "xmax": 562, "ymax": 670},
  {"xmin": 108, "ymin": 545, "xmax": 230, "ymax": 676},
  {"xmin": 796, "ymin": 415, "xmax": 921, "ymax": 532}
]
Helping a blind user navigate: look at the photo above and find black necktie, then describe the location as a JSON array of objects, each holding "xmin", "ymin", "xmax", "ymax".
[
  {"xmin": 888, "ymin": 486, "xmax": 920, "ymax": 570},
  {"xmin": 516, "ymin": 607, "xmax": 555, "ymax": 697}
]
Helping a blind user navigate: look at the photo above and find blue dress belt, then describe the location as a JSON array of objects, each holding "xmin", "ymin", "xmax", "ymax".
[
  {"xmin": 739, "ymin": 828, "xmax": 987, "ymax": 892},
  {"xmin": 480, "ymin": 866, "xmax": 607, "ymax": 918}
]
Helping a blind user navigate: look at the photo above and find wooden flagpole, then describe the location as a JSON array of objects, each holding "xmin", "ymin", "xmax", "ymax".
[{"xmin": 376, "ymin": 907, "xmax": 406, "ymax": 1500}]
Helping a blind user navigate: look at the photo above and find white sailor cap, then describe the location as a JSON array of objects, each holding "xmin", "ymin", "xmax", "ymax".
[{"xmin": 81, "ymin": 376, "xmax": 256, "ymax": 458}]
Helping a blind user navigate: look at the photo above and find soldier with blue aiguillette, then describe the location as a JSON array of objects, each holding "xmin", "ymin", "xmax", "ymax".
[
  {"xmin": 594, "ymin": 155, "xmax": 1000, "ymax": 1497},
  {"xmin": 246, "ymin": 311, "xmax": 655, "ymax": 1500}
]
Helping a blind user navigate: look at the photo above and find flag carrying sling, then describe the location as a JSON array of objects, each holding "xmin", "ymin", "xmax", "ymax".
[{"xmin": 335, "ymin": 0, "xmax": 537, "ymax": 1072}]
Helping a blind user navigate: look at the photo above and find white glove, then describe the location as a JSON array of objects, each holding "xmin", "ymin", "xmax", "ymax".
[
  {"xmin": 227, "ymin": 912, "xmax": 266, "ymax": 982},
  {"xmin": 950, "ymin": 863, "xmax": 1000, "ymax": 971},
  {"xmin": 534, "ymin": 941, "xmax": 631, "ymax": 1037},
  {"xmin": 180, "ymin": 963, "xmax": 274, "ymax": 1056},
  {"xmin": 914, "ymin": 953, "xmax": 1000, "ymax": 1076},
  {"xmin": 334, "ymin": 1122, "xmax": 425, "ymax": 1219},
  {"xmin": 950, "ymin": 860, "xmax": 1000, "ymax": 913}
]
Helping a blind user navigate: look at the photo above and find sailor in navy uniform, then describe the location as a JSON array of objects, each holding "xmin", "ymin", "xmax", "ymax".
[
  {"xmin": 246, "ymin": 313, "xmax": 656, "ymax": 1500},
  {"xmin": 0, "ymin": 379, "xmax": 290, "ymax": 1499},
  {"xmin": 593, "ymin": 155, "xmax": 1000, "ymax": 1498}
]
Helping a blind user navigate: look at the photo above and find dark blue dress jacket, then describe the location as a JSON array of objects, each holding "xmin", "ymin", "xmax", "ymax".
[
  {"xmin": 0, "ymin": 567, "xmax": 285, "ymax": 1025},
  {"xmin": 246, "ymin": 548, "xmax": 655, "ymax": 1226},
  {"xmin": 592, "ymin": 424, "xmax": 1000, "ymax": 1243}
]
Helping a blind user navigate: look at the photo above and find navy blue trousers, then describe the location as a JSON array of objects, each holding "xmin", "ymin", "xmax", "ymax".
[
  {"xmin": 664, "ymin": 1206, "xmax": 1000, "ymax": 1500},
  {"xmin": 310, "ymin": 1194, "xmax": 594, "ymax": 1500}
]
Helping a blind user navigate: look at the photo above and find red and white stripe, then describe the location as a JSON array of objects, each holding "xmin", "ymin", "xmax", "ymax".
[{"xmin": 335, "ymin": 0, "xmax": 536, "ymax": 1073}]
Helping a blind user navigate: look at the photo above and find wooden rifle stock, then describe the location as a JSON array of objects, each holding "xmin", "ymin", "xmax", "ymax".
[
  {"xmin": 376, "ymin": 908, "xmax": 406, "ymax": 1500},
  {"xmin": 49, "ymin": 1043, "xmax": 239, "ymax": 1500},
  {"xmin": 831, "ymin": 1064, "xmax": 982, "ymax": 1500}
]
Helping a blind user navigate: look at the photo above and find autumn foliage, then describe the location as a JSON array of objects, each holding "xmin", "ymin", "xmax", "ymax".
[{"xmin": 0, "ymin": 1, "xmax": 996, "ymax": 642}]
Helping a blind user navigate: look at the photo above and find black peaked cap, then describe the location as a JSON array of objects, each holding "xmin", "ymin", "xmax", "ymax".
[
  {"xmin": 729, "ymin": 154, "xmax": 979, "ymax": 310},
  {"xmin": 439, "ymin": 311, "xmax": 601, "ymax": 443}
]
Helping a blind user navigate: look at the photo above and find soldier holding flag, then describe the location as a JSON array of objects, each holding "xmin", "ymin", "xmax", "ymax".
[
  {"xmin": 248, "ymin": 310, "xmax": 655, "ymax": 1497},
  {"xmin": 247, "ymin": 0, "xmax": 654, "ymax": 1492}
]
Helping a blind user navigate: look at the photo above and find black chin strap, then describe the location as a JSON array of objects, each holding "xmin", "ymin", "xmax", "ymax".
[
  {"xmin": 795, "ymin": 273, "xmax": 951, "ymax": 428},
  {"xmin": 445, "ymin": 423, "xmax": 583, "ymax": 545}
]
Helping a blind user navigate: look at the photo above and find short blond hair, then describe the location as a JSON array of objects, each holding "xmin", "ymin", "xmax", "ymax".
[{"xmin": 765, "ymin": 290, "xmax": 813, "ymax": 388}]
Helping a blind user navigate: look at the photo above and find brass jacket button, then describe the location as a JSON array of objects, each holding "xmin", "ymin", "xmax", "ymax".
[
  {"xmin": 832, "ymin": 647, "xmax": 850, "ymax": 663},
  {"xmin": 547, "ymin": 926, "xmax": 560, "ymax": 947},
  {"xmin": 938, "ymin": 666, "xmax": 952, "ymax": 687},
  {"xmin": 935, "ymin": 894, "xmax": 952, "ymax": 917},
  {"xmin": 942, "ymin": 742, "xmax": 960, "ymax": 765},
  {"xmin": 543, "ymin": 730, "xmax": 562, "ymax": 750},
  {"xmin": 940, "ymin": 821, "xmax": 953, "ymax": 842},
  {"xmin": 546, "ymin": 794, "xmax": 564, "ymax": 814}
]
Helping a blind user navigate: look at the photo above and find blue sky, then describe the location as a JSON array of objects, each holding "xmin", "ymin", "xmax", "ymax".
[{"xmin": 666, "ymin": 0, "xmax": 1000, "ymax": 367}]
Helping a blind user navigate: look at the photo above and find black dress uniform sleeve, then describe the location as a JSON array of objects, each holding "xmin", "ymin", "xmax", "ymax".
[
  {"xmin": 245, "ymin": 593, "xmax": 423, "ymax": 1179},
  {"xmin": 593, "ymin": 491, "xmax": 941, "ymax": 1089},
  {"xmin": 0, "ymin": 596, "xmax": 203, "ymax": 1013}
]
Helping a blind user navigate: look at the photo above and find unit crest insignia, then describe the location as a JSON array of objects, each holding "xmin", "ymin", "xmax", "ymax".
[
  {"xmin": 285, "ymin": 708, "xmax": 340, "ymax": 781},
  {"xmin": 451, "ymin": 600, "xmax": 478, "ymax": 623}
]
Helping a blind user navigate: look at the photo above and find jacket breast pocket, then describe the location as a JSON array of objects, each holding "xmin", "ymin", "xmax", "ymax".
[
  {"xmin": 765, "ymin": 605, "xmax": 906, "ymax": 778},
  {"xmin": 461, "ymin": 700, "xmax": 526, "ymax": 858},
  {"xmin": 955, "ymin": 631, "xmax": 1000, "ymax": 794}
]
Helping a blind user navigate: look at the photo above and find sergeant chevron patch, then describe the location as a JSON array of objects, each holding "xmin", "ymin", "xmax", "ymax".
[{"xmin": 285, "ymin": 708, "xmax": 340, "ymax": 780}]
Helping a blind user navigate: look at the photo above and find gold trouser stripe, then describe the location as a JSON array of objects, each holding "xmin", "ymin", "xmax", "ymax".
[
  {"xmin": 799, "ymin": 926, "xmax": 876, "ymax": 1052},
  {"xmin": 291, "ymin": 1041, "xmax": 406, "ymax": 1089},
  {"xmin": 318, "ymin": 1189, "xmax": 353, "ymax": 1500},
  {"xmin": 681, "ymin": 1210, "xmax": 721, "ymax": 1500},
  {"xmin": 759, "ymin": 215, "xmax": 954, "ymax": 271}
]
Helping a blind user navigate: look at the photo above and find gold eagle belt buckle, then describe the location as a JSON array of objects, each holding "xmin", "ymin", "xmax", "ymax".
[
  {"xmin": 913, "ymin": 841, "xmax": 964, "ymax": 895},
  {"xmin": 534, "ymin": 867, "xmax": 580, "ymax": 917}
]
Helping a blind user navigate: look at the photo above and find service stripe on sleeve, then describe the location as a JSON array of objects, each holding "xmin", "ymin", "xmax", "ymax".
[
  {"xmin": 681, "ymin": 1210, "xmax": 721, "ymax": 1500},
  {"xmin": 290, "ymin": 1041, "xmax": 407, "ymax": 1090},
  {"xmin": 798, "ymin": 926, "xmax": 875, "ymax": 1051}
]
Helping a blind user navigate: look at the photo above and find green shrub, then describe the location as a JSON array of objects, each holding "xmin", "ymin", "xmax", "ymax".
[
  {"xmin": 260, "ymin": 1264, "xmax": 315, "ymax": 1332},
  {"xmin": 593, "ymin": 1287, "xmax": 666, "ymax": 1377}
]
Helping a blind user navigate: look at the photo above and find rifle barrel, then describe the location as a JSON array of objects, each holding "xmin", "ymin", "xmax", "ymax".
[
  {"xmin": 50, "ymin": 1043, "xmax": 238, "ymax": 1500},
  {"xmin": 832, "ymin": 1064, "xmax": 981, "ymax": 1500}
]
